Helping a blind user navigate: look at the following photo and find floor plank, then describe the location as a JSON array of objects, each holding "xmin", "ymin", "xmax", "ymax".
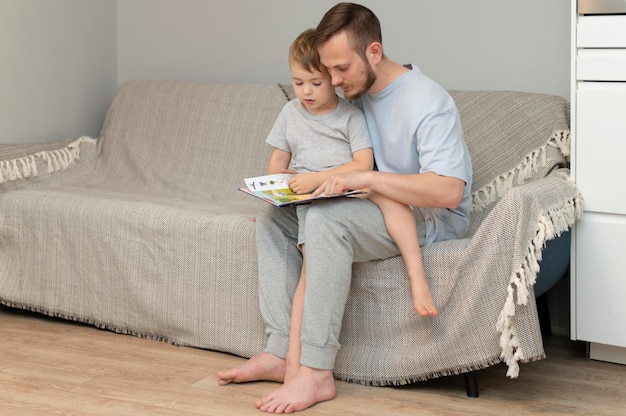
[{"xmin": 0, "ymin": 307, "xmax": 624, "ymax": 415}]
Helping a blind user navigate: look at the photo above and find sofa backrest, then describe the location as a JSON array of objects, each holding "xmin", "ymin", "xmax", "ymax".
[
  {"xmin": 98, "ymin": 81, "xmax": 287, "ymax": 204},
  {"xmin": 98, "ymin": 82, "xmax": 570, "ymax": 229},
  {"xmin": 279, "ymin": 84, "xmax": 570, "ymax": 232}
]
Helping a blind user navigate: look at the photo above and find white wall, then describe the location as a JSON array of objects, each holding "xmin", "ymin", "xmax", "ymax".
[
  {"xmin": 118, "ymin": 0, "xmax": 571, "ymax": 99},
  {"xmin": 0, "ymin": 0, "xmax": 116, "ymax": 144}
]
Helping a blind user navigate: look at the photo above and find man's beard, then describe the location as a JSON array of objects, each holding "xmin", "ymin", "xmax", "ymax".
[{"xmin": 343, "ymin": 61, "xmax": 377, "ymax": 100}]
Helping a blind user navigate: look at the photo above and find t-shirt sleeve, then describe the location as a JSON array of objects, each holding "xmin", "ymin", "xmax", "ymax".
[
  {"xmin": 265, "ymin": 103, "xmax": 292, "ymax": 153},
  {"xmin": 417, "ymin": 110, "xmax": 469, "ymax": 184},
  {"xmin": 346, "ymin": 107, "xmax": 373, "ymax": 153}
]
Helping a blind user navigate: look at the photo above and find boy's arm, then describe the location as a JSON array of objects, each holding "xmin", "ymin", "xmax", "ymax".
[
  {"xmin": 288, "ymin": 148, "xmax": 373, "ymax": 195},
  {"xmin": 267, "ymin": 148, "xmax": 292, "ymax": 175}
]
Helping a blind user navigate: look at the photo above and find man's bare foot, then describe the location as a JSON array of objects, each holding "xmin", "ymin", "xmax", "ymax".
[
  {"xmin": 217, "ymin": 352, "xmax": 286, "ymax": 386},
  {"xmin": 410, "ymin": 277, "xmax": 438, "ymax": 317},
  {"xmin": 255, "ymin": 366, "xmax": 336, "ymax": 413}
]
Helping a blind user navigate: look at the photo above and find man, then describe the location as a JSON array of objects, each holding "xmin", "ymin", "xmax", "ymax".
[{"xmin": 218, "ymin": 3, "xmax": 472, "ymax": 413}]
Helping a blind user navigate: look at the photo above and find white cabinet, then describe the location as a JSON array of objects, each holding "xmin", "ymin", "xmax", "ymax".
[
  {"xmin": 576, "ymin": 83, "xmax": 626, "ymax": 214},
  {"xmin": 575, "ymin": 215, "xmax": 626, "ymax": 348},
  {"xmin": 577, "ymin": 15, "xmax": 626, "ymax": 47},
  {"xmin": 571, "ymin": 1, "xmax": 626, "ymax": 364}
]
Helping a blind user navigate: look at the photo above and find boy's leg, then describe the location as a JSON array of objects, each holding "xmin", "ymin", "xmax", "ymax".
[
  {"xmin": 256, "ymin": 204, "xmax": 302, "ymax": 358},
  {"xmin": 370, "ymin": 193, "xmax": 437, "ymax": 316},
  {"xmin": 285, "ymin": 245, "xmax": 306, "ymax": 382}
]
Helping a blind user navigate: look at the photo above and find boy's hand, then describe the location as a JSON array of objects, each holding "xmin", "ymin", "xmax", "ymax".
[{"xmin": 288, "ymin": 172, "xmax": 319, "ymax": 195}]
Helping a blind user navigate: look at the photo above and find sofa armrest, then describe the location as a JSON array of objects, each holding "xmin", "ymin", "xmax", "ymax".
[
  {"xmin": 469, "ymin": 168, "xmax": 581, "ymax": 376},
  {"xmin": 0, "ymin": 136, "xmax": 97, "ymax": 188},
  {"xmin": 477, "ymin": 168, "xmax": 581, "ymax": 293}
]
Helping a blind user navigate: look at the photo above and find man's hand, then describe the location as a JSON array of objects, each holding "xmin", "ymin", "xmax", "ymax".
[{"xmin": 311, "ymin": 171, "xmax": 371, "ymax": 198}]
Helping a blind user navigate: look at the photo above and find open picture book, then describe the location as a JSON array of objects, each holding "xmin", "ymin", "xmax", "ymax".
[{"xmin": 238, "ymin": 173, "xmax": 364, "ymax": 207}]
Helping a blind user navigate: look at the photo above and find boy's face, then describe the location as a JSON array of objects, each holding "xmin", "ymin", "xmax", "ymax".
[
  {"xmin": 290, "ymin": 62, "xmax": 337, "ymax": 115},
  {"xmin": 318, "ymin": 31, "xmax": 376, "ymax": 100}
]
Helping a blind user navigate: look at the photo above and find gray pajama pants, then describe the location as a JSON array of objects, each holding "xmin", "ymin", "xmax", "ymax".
[{"xmin": 256, "ymin": 197, "xmax": 426, "ymax": 370}]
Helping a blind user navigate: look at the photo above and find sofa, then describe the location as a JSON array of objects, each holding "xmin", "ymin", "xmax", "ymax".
[{"xmin": 0, "ymin": 81, "xmax": 581, "ymax": 393}]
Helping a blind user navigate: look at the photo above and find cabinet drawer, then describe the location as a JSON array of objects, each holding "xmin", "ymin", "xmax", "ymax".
[
  {"xmin": 577, "ymin": 15, "xmax": 626, "ymax": 47},
  {"xmin": 575, "ymin": 214, "xmax": 626, "ymax": 348},
  {"xmin": 577, "ymin": 49, "xmax": 626, "ymax": 81},
  {"xmin": 575, "ymin": 82, "xmax": 626, "ymax": 215}
]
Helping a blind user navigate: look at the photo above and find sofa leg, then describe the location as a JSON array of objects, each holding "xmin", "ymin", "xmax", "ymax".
[
  {"xmin": 464, "ymin": 371, "xmax": 479, "ymax": 398},
  {"xmin": 536, "ymin": 293, "xmax": 552, "ymax": 337}
]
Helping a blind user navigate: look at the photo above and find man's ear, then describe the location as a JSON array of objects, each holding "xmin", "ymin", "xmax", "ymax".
[{"xmin": 367, "ymin": 42, "xmax": 383, "ymax": 63}]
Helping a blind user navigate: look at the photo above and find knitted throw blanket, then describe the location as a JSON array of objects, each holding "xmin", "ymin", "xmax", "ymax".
[{"xmin": 0, "ymin": 83, "xmax": 581, "ymax": 385}]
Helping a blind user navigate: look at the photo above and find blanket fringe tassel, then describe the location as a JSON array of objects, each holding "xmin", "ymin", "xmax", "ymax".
[
  {"xmin": 0, "ymin": 298, "xmax": 185, "ymax": 348},
  {"xmin": 497, "ymin": 176, "xmax": 582, "ymax": 378},
  {"xmin": 471, "ymin": 130, "xmax": 570, "ymax": 213},
  {"xmin": 0, "ymin": 136, "xmax": 96, "ymax": 185}
]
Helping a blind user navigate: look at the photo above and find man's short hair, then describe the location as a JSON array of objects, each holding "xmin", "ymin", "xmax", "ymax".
[{"xmin": 315, "ymin": 2, "xmax": 382, "ymax": 60}]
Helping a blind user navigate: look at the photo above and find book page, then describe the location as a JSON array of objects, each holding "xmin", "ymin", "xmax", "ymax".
[{"xmin": 240, "ymin": 173, "xmax": 364, "ymax": 207}]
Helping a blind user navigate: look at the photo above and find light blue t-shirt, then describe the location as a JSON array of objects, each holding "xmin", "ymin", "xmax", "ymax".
[{"xmin": 354, "ymin": 66, "xmax": 472, "ymax": 244}]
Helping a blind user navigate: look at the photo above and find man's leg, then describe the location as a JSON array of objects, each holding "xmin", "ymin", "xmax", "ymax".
[
  {"xmin": 256, "ymin": 198, "xmax": 401, "ymax": 413},
  {"xmin": 218, "ymin": 205, "xmax": 301, "ymax": 385},
  {"xmin": 300, "ymin": 198, "xmax": 400, "ymax": 367}
]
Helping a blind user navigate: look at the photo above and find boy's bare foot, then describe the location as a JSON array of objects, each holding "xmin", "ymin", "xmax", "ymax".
[
  {"xmin": 410, "ymin": 277, "xmax": 438, "ymax": 317},
  {"xmin": 217, "ymin": 352, "xmax": 286, "ymax": 385},
  {"xmin": 413, "ymin": 293, "xmax": 438, "ymax": 316},
  {"xmin": 255, "ymin": 366, "xmax": 336, "ymax": 413},
  {"xmin": 284, "ymin": 352, "xmax": 300, "ymax": 383}
]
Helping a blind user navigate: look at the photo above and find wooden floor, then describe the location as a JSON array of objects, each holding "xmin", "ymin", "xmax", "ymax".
[{"xmin": 0, "ymin": 307, "xmax": 624, "ymax": 415}]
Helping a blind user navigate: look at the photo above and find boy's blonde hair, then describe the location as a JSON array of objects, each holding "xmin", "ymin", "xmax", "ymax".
[{"xmin": 289, "ymin": 28, "xmax": 327, "ymax": 74}]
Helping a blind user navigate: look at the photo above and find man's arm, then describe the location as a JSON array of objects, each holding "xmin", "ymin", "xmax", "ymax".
[
  {"xmin": 288, "ymin": 148, "xmax": 374, "ymax": 195},
  {"xmin": 315, "ymin": 170, "xmax": 465, "ymax": 209}
]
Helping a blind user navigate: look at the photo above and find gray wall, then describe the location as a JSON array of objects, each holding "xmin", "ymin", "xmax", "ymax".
[
  {"xmin": 118, "ymin": 0, "xmax": 571, "ymax": 97},
  {"xmin": 2, "ymin": 0, "xmax": 571, "ymax": 145},
  {"xmin": 0, "ymin": 0, "xmax": 117, "ymax": 144}
]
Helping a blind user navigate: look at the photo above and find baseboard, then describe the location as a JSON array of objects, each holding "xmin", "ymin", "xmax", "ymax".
[{"xmin": 589, "ymin": 342, "xmax": 626, "ymax": 365}]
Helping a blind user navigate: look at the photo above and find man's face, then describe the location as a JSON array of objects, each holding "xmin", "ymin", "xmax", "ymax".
[{"xmin": 318, "ymin": 31, "xmax": 377, "ymax": 100}]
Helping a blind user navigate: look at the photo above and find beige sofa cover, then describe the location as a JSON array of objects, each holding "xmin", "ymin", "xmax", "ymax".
[{"xmin": 0, "ymin": 81, "xmax": 581, "ymax": 386}]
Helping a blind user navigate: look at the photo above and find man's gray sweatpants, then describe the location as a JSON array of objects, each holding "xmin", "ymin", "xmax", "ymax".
[{"xmin": 256, "ymin": 197, "xmax": 426, "ymax": 370}]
